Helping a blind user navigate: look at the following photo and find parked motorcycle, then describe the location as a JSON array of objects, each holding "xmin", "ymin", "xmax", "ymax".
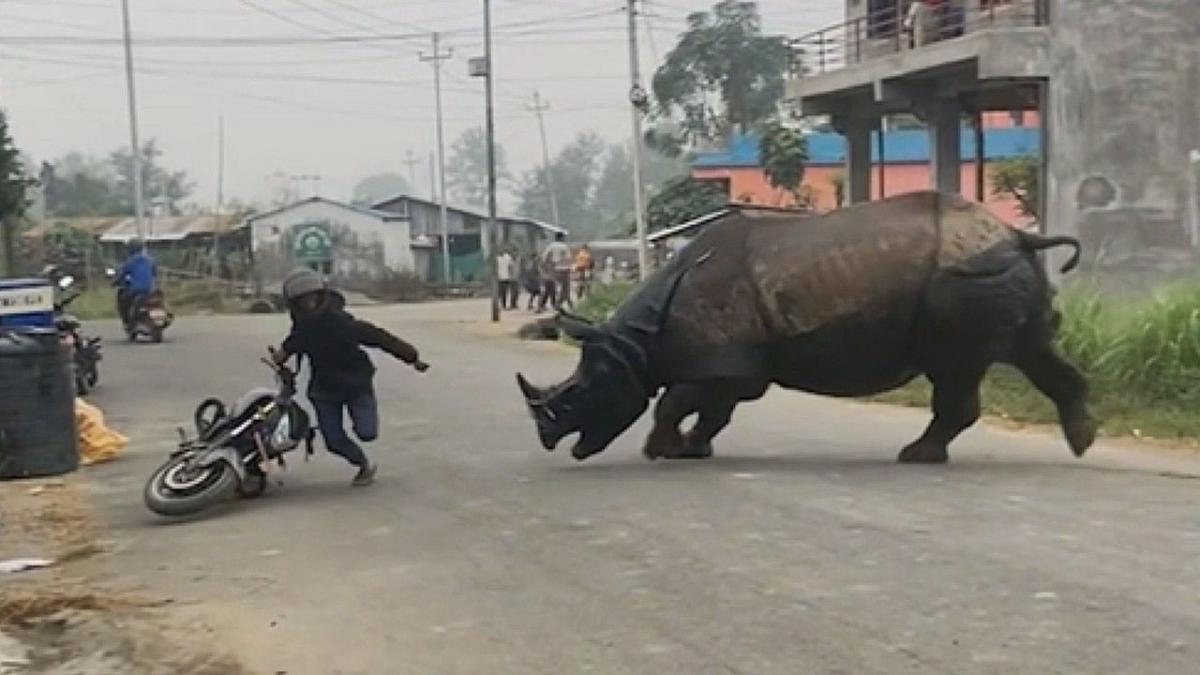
[
  {"xmin": 53, "ymin": 276, "xmax": 102, "ymax": 395},
  {"xmin": 43, "ymin": 267, "xmax": 102, "ymax": 395},
  {"xmin": 143, "ymin": 357, "xmax": 315, "ymax": 517}
]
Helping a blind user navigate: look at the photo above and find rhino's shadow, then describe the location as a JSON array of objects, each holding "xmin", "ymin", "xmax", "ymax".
[{"xmin": 552, "ymin": 452, "xmax": 1112, "ymax": 478}]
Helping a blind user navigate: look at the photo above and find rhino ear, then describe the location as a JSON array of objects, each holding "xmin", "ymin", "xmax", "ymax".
[{"xmin": 556, "ymin": 312, "xmax": 602, "ymax": 342}]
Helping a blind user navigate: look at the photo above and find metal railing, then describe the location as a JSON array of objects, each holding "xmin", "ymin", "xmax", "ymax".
[{"xmin": 790, "ymin": 0, "xmax": 1049, "ymax": 78}]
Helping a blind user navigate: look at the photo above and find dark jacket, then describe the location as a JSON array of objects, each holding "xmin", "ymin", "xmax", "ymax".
[{"xmin": 280, "ymin": 292, "xmax": 418, "ymax": 397}]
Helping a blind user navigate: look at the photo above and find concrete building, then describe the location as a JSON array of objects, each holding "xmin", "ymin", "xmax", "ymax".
[
  {"xmin": 246, "ymin": 197, "xmax": 413, "ymax": 290},
  {"xmin": 691, "ymin": 118, "xmax": 1039, "ymax": 225},
  {"xmin": 789, "ymin": 0, "xmax": 1200, "ymax": 277},
  {"xmin": 371, "ymin": 194, "xmax": 567, "ymax": 284}
]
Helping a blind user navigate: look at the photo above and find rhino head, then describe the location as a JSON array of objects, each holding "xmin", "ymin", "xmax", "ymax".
[{"xmin": 517, "ymin": 313, "xmax": 652, "ymax": 461}]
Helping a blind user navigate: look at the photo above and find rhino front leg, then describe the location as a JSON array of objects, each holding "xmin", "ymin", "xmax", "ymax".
[
  {"xmin": 642, "ymin": 384, "xmax": 699, "ymax": 460},
  {"xmin": 678, "ymin": 396, "xmax": 738, "ymax": 460},
  {"xmin": 644, "ymin": 380, "xmax": 762, "ymax": 460},
  {"xmin": 898, "ymin": 367, "xmax": 986, "ymax": 464}
]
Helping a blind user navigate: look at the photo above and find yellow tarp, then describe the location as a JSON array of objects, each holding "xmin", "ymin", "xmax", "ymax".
[{"xmin": 74, "ymin": 398, "xmax": 127, "ymax": 465}]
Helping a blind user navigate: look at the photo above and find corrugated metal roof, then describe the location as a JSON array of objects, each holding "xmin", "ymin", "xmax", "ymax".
[
  {"xmin": 646, "ymin": 209, "xmax": 732, "ymax": 243},
  {"xmin": 245, "ymin": 196, "xmax": 404, "ymax": 224},
  {"xmin": 99, "ymin": 214, "xmax": 241, "ymax": 243},
  {"xmin": 499, "ymin": 215, "xmax": 568, "ymax": 236},
  {"xmin": 372, "ymin": 193, "xmax": 571, "ymax": 236},
  {"xmin": 25, "ymin": 215, "xmax": 239, "ymax": 242}
]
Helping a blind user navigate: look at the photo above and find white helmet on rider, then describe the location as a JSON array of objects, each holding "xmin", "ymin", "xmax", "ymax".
[{"xmin": 282, "ymin": 268, "xmax": 326, "ymax": 302}]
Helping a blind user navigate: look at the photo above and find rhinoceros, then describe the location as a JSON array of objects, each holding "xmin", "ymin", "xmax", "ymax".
[{"xmin": 517, "ymin": 191, "xmax": 1096, "ymax": 464}]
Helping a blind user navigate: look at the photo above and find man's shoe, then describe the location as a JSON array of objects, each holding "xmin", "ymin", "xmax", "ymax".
[{"xmin": 352, "ymin": 463, "xmax": 377, "ymax": 487}]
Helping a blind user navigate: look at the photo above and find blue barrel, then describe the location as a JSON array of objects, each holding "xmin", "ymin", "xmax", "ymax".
[{"xmin": 0, "ymin": 328, "xmax": 78, "ymax": 479}]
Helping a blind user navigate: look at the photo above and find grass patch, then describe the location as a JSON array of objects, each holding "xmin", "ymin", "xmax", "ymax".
[
  {"xmin": 65, "ymin": 280, "xmax": 251, "ymax": 321},
  {"xmin": 574, "ymin": 281, "xmax": 638, "ymax": 324}
]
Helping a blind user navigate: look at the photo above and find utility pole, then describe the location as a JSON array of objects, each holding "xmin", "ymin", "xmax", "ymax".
[
  {"xmin": 402, "ymin": 150, "xmax": 420, "ymax": 196},
  {"xmin": 428, "ymin": 152, "xmax": 437, "ymax": 201},
  {"xmin": 216, "ymin": 116, "xmax": 225, "ymax": 214},
  {"xmin": 420, "ymin": 33, "xmax": 453, "ymax": 285},
  {"xmin": 527, "ymin": 90, "xmax": 560, "ymax": 226},
  {"xmin": 482, "ymin": 0, "xmax": 500, "ymax": 322},
  {"xmin": 625, "ymin": 0, "xmax": 650, "ymax": 279},
  {"xmin": 212, "ymin": 115, "xmax": 225, "ymax": 275},
  {"xmin": 120, "ymin": 0, "xmax": 145, "ymax": 239}
]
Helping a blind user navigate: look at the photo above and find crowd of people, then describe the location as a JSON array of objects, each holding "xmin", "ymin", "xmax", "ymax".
[{"xmin": 495, "ymin": 233, "xmax": 597, "ymax": 314}]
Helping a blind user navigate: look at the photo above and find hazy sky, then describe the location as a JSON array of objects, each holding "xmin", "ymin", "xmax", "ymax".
[{"xmin": 0, "ymin": 0, "xmax": 840, "ymax": 208}]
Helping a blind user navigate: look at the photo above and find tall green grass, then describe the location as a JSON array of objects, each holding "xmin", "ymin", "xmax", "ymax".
[{"xmin": 1058, "ymin": 284, "xmax": 1200, "ymax": 405}]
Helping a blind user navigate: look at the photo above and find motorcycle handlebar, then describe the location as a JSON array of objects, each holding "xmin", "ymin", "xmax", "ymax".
[{"xmin": 260, "ymin": 357, "xmax": 298, "ymax": 387}]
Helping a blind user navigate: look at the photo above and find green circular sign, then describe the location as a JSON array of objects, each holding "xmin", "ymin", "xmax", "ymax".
[{"xmin": 292, "ymin": 223, "xmax": 332, "ymax": 260}]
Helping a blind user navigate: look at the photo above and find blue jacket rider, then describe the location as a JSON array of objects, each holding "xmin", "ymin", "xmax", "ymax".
[{"xmin": 116, "ymin": 239, "xmax": 157, "ymax": 324}]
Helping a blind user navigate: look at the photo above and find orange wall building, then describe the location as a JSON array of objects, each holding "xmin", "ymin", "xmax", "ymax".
[{"xmin": 691, "ymin": 114, "xmax": 1040, "ymax": 227}]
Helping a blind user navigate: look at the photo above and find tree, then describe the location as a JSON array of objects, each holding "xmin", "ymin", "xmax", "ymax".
[
  {"xmin": 591, "ymin": 143, "xmax": 688, "ymax": 238},
  {"xmin": 42, "ymin": 152, "xmax": 119, "ymax": 217},
  {"xmin": 110, "ymin": 139, "xmax": 193, "ymax": 216},
  {"xmin": 758, "ymin": 123, "xmax": 809, "ymax": 205},
  {"xmin": 990, "ymin": 156, "xmax": 1039, "ymax": 219},
  {"xmin": 645, "ymin": 176, "xmax": 727, "ymax": 234},
  {"xmin": 447, "ymin": 127, "xmax": 509, "ymax": 209},
  {"xmin": 1, "ymin": 110, "xmax": 35, "ymax": 274},
  {"xmin": 42, "ymin": 140, "xmax": 194, "ymax": 218},
  {"xmin": 648, "ymin": 1, "xmax": 789, "ymax": 155},
  {"xmin": 351, "ymin": 173, "xmax": 410, "ymax": 207},
  {"xmin": 515, "ymin": 131, "xmax": 606, "ymax": 234}
]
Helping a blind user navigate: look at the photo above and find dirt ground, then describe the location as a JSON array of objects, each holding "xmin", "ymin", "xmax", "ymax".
[{"xmin": 0, "ymin": 478, "xmax": 245, "ymax": 675}]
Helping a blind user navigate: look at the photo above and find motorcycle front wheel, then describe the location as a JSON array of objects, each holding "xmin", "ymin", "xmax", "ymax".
[{"xmin": 144, "ymin": 454, "xmax": 237, "ymax": 516}]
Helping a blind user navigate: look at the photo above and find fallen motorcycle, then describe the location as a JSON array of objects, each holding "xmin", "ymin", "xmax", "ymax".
[{"xmin": 144, "ymin": 358, "xmax": 314, "ymax": 517}]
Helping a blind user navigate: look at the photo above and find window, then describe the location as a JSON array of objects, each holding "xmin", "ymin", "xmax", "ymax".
[{"xmin": 696, "ymin": 177, "xmax": 731, "ymax": 199}]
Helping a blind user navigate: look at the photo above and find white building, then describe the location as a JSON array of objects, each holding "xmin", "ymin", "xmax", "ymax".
[{"xmin": 246, "ymin": 197, "xmax": 414, "ymax": 290}]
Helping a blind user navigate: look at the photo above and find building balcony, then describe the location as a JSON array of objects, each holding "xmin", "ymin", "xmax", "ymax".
[{"xmin": 787, "ymin": 0, "xmax": 1050, "ymax": 113}]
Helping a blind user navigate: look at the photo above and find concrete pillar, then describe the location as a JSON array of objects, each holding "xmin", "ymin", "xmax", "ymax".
[
  {"xmin": 928, "ymin": 98, "xmax": 962, "ymax": 194},
  {"xmin": 837, "ymin": 115, "xmax": 874, "ymax": 204}
]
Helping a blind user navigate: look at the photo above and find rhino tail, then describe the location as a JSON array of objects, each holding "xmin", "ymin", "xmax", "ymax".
[{"xmin": 1016, "ymin": 231, "xmax": 1082, "ymax": 274}]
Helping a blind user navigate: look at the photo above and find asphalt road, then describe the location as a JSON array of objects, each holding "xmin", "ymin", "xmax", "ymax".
[{"xmin": 78, "ymin": 301, "xmax": 1200, "ymax": 675}]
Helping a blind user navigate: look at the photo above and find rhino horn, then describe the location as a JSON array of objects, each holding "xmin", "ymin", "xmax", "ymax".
[{"xmin": 516, "ymin": 372, "xmax": 547, "ymax": 403}]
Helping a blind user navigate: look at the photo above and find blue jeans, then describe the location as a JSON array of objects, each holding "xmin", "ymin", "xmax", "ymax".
[{"xmin": 310, "ymin": 389, "xmax": 378, "ymax": 468}]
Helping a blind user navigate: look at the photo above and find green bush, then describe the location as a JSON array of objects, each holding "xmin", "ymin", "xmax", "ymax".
[{"xmin": 574, "ymin": 282, "xmax": 637, "ymax": 324}]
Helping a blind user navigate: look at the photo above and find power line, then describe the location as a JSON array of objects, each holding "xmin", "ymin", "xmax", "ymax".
[{"xmin": 234, "ymin": 0, "xmax": 343, "ymax": 38}]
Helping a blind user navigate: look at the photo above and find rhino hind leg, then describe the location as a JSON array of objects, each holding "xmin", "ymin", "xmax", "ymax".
[
  {"xmin": 899, "ymin": 367, "xmax": 986, "ymax": 464},
  {"xmin": 1010, "ymin": 340, "xmax": 1097, "ymax": 457}
]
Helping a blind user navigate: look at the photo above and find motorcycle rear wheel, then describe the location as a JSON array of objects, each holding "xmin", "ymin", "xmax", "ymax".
[{"xmin": 144, "ymin": 454, "xmax": 237, "ymax": 516}]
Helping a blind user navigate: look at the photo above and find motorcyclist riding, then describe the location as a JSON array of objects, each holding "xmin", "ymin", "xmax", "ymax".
[{"xmin": 115, "ymin": 239, "xmax": 157, "ymax": 331}]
